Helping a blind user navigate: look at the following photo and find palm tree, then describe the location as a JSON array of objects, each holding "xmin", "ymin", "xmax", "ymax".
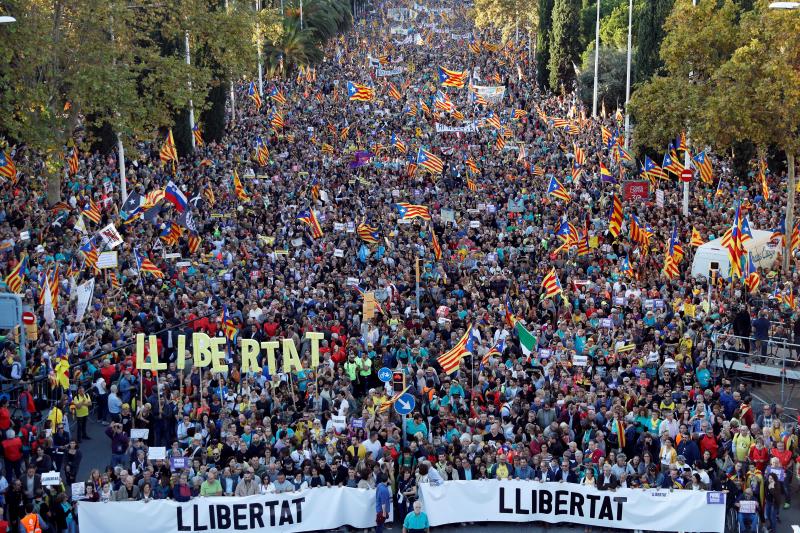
[{"xmin": 263, "ymin": 21, "xmax": 322, "ymax": 75}]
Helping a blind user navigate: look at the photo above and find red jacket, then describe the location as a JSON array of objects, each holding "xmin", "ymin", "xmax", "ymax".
[
  {"xmin": 699, "ymin": 434, "xmax": 719, "ymax": 459},
  {"xmin": 2, "ymin": 436, "xmax": 22, "ymax": 462},
  {"xmin": 0, "ymin": 407, "xmax": 10, "ymax": 431}
]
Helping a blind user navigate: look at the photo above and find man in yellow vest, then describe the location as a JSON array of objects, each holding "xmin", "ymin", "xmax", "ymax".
[
  {"xmin": 21, "ymin": 502, "xmax": 46, "ymax": 533},
  {"xmin": 72, "ymin": 385, "xmax": 92, "ymax": 442}
]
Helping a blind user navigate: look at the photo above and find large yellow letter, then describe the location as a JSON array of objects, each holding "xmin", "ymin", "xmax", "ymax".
[
  {"xmin": 192, "ymin": 332, "xmax": 212, "ymax": 368},
  {"xmin": 241, "ymin": 339, "xmax": 262, "ymax": 373},
  {"xmin": 305, "ymin": 331, "xmax": 324, "ymax": 368},
  {"xmin": 210, "ymin": 338, "xmax": 228, "ymax": 373},
  {"xmin": 135, "ymin": 333, "xmax": 148, "ymax": 370},
  {"xmin": 176, "ymin": 335, "xmax": 187, "ymax": 369},
  {"xmin": 262, "ymin": 341, "xmax": 279, "ymax": 376},
  {"xmin": 282, "ymin": 339, "xmax": 303, "ymax": 373}
]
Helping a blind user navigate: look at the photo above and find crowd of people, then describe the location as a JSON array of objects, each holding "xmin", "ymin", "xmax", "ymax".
[{"xmin": 0, "ymin": 0, "xmax": 798, "ymax": 532}]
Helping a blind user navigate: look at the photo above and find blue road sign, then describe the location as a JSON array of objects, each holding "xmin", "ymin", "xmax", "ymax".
[
  {"xmin": 377, "ymin": 367, "xmax": 393, "ymax": 382},
  {"xmin": 394, "ymin": 393, "xmax": 416, "ymax": 415}
]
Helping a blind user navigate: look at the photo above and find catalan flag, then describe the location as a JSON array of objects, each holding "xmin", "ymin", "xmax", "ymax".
[
  {"xmin": 663, "ymin": 226, "xmax": 681, "ymax": 279},
  {"xmin": 644, "ymin": 155, "xmax": 667, "ymax": 181},
  {"xmin": 67, "ymin": 147, "xmax": 79, "ymax": 175},
  {"xmin": 388, "ymin": 82, "xmax": 403, "ymax": 101},
  {"xmin": 188, "ymin": 233, "xmax": 201, "ymax": 254},
  {"xmin": 347, "ymin": 81, "xmax": 376, "ymax": 101},
  {"xmin": 232, "ymin": 170, "xmax": 250, "ymax": 201},
  {"xmin": 255, "ymin": 137, "xmax": 270, "ymax": 166},
  {"xmin": 495, "ymin": 134, "xmax": 506, "ymax": 151},
  {"xmin": 433, "ymin": 90, "xmax": 454, "ymax": 113},
  {"xmin": 725, "ymin": 202, "xmax": 745, "ymax": 278},
  {"xmin": 269, "ymin": 86, "xmax": 288, "ymax": 105},
  {"xmin": 109, "ymin": 271, "xmax": 121, "ymax": 291},
  {"xmin": 416, "ymin": 146, "xmax": 445, "ymax": 174},
  {"xmin": 468, "ymin": 39, "xmax": 481, "ymax": 54},
  {"xmin": 248, "ymin": 81, "xmax": 262, "ymax": 109},
  {"xmin": 192, "ymin": 124, "xmax": 204, "ymax": 147},
  {"xmin": 608, "ymin": 194, "xmax": 623, "ymax": 238},
  {"xmin": 204, "ymin": 183, "xmax": 216, "ymax": 206},
  {"xmin": 547, "ymin": 176, "xmax": 571, "ymax": 203},
  {"xmin": 339, "ymin": 125, "xmax": 350, "ymax": 140},
  {"xmin": 0, "ymin": 151, "xmax": 17, "ymax": 180},
  {"xmin": 160, "ymin": 222, "xmax": 183, "ymax": 246},
  {"xmin": 533, "ymin": 165, "xmax": 546, "ymax": 177},
  {"xmin": 80, "ymin": 240, "xmax": 99, "ymax": 272},
  {"xmin": 621, "ymin": 254, "xmax": 635, "ymax": 278},
  {"xmin": 483, "ymin": 114, "xmax": 501, "ymax": 130},
  {"xmin": 692, "ymin": 150, "xmax": 713, "ymax": 184},
  {"xmin": 758, "ymin": 157, "xmax": 769, "ymax": 201},
  {"xmin": 321, "ymin": 143, "xmax": 334, "ymax": 155},
  {"xmin": 82, "ymin": 198, "xmax": 102, "ymax": 224},
  {"xmin": 615, "ymin": 144, "xmax": 634, "ymax": 163},
  {"xmin": 437, "ymin": 325, "xmax": 475, "ymax": 375},
  {"xmin": 221, "ymin": 305, "xmax": 238, "ymax": 343},
  {"xmin": 4, "ymin": 254, "xmax": 28, "ymax": 294},
  {"xmin": 690, "ymin": 227, "xmax": 704, "ymax": 247},
  {"xmin": 391, "ymin": 133, "xmax": 407, "ymax": 154},
  {"xmin": 601, "ymin": 126, "xmax": 614, "ymax": 148},
  {"xmin": 541, "ymin": 268, "xmax": 564, "ymax": 299},
  {"xmin": 438, "ymin": 66, "xmax": 467, "ymax": 88},
  {"xmin": 394, "ymin": 202, "xmax": 431, "ymax": 221},
  {"xmin": 466, "ymin": 177, "xmax": 477, "ymax": 192},
  {"xmin": 357, "ymin": 221, "xmax": 380, "ymax": 244},
  {"xmin": 297, "ymin": 209, "xmax": 324, "ymax": 238},
  {"xmin": 430, "ymin": 225, "xmax": 442, "ymax": 260},
  {"xmin": 377, "ymin": 386, "xmax": 410, "ymax": 414},
  {"xmin": 159, "ymin": 129, "xmax": 178, "ymax": 164},
  {"xmin": 134, "ymin": 249, "xmax": 164, "ymax": 279},
  {"xmin": 466, "ymin": 157, "xmax": 478, "ymax": 175},
  {"xmin": 269, "ymin": 111, "xmax": 285, "ymax": 130},
  {"xmin": 662, "ymin": 150, "xmax": 683, "ymax": 176},
  {"xmin": 482, "ymin": 338, "xmax": 505, "ymax": 367},
  {"xmin": 629, "ymin": 215, "xmax": 653, "ymax": 250},
  {"xmin": 676, "ymin": 130, "xmax": 688, "ymax": 152},
  {"xmin": 744, "ymin": 254, "xmax": 761, "ymax": 294}
]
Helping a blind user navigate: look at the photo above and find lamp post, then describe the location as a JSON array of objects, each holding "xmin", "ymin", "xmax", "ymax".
[
  {"xmin": 591, "ymin": 0, "xmax": 600, "ymax": 117},
  {"xmin": 623, "ymin": 0, "xmax": 633, "ymax": 148},
  {"xmin": 184, "ymin": 31, "xmax": 196, "ymax": 150},
  {"xmin": 681, "ymin": 0, "xmax": 698, "ymax": 217},
  {"xmin": 256, "ymin": 0, "xmax": 264, "ymax": 96}
]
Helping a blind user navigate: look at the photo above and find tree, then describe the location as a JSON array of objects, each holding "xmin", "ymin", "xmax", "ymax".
[
  {"xmin": 548, "ymin": 0, "xmax": 581, "ymax": 92},
  {"xmin": 635, "ymin": 0, "xmax": 674, "ymax": 81},
  {"xmin": 536, "ymin": 0, "xmax": 555, "ymax": 89},
  {"xmin": 472, "ymin": 0, "xmax": 539, "ymax": 42},
  {"xmin": 627, "ymin": 0, "xmax": 740, "ymax": 152},
  {"xmin": 577, "ymin": 47, "xmax": 629, "ymax": 109}
]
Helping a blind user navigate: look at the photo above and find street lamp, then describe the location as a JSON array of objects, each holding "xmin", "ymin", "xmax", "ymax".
[
  {"xmin": 0, "ymin": 16, "xmax": 16, "ymax": 24},
  {"xmin": 591, "ymin": 0, "xmax": 600, "ymax": 118},
  {"xmin": 623, "ymin": 0, "xmax": 632, "ymax": 148}
]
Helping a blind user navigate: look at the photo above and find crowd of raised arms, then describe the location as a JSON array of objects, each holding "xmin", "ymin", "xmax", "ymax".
[{"xmin": 0, "ymin": 0, "xmax": 796, "ymax": 532}]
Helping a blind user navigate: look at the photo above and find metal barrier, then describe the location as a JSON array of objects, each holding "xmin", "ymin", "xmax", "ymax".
[{"xmin": 712, "ymin": 331, "xmax": 800, "ymax": 406}]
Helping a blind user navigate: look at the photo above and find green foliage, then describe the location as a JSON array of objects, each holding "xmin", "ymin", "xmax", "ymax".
[
  {"xmin": 548, "ymin": 0, "xmax": 582, "ymax": 92},
  {"xmin": 635, "ymin": 0, "xmax": 674, "ymax": 81},
  {"xmin": 599, "ymin": 0, "xmax": 642, "ymax": 50},
  {"xmin": 536, "ymin": 0, "xmax": 555, "ymax": 89},
  {"xmin": 578, "ymin": 0, "xmax": 624, "ymax": 51},
  {"xmin": 577, "ymin": 47, "xmax": 629, "ymax": 110},
  {"xmin": 472, "ymin": 0, "xmax": 538, "ymax": 42},
  {"xmin": 627, "ymin": 0, "xmax": 741, "ymax": 152}
]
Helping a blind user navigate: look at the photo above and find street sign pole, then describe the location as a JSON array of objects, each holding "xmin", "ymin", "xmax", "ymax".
[{"xmin": 402, "ymin": 414, "xmax": 407, "ymax": 447}]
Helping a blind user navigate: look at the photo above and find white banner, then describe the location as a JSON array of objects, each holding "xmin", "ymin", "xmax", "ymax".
[
  {"xmin": 98, "ymin": 223, "xmax": 124, "ymax": 249},
  {"xmin": 78, "ymin": 488, "xmax": 376, "ymax": 533},
  {"xmin": 451, "ymin": 32, "xmax": 472, "ymax": 40},
  {"xmin": 394, "ymin": 35, "xmax": 414, "ymax": 45},
  {"xmin": 472, "ymin": 85, "xmax": 506, "ymax": 103},
  {"xmin": 435, "ymin": 122, "xmax": 479, "ymax": 133},
  {"xmin": 418, "ymin": 481, "xmax": 725, "ymax": 533},
  {"xmin": 75, "ymin": 278, "xmax": 95, "ymax": 322},
  {"xmin": 376, "ymin": 66, "xmax": 405, "ymax": 77},
  {"xmin": 390, "ymin": 26, "xmax": 413, "ymax": 36}
]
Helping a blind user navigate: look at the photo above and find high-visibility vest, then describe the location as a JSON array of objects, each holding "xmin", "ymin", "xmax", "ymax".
[{"xmin": 21, "ymin": 513, "xmax": 42, "ymax": 533}]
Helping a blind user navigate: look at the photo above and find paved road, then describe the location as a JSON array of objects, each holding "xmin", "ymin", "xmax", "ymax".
[{"xmin": 74, "ymin": 419, "xmax": 800, "ymax": 532}]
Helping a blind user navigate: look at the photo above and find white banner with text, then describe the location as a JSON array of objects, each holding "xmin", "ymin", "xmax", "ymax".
[
  {"xmin": 418, "ymin": 481, "xmax": 726, "ymax": 533},
  {"xmin": 78, "ymin": 488, "xmax": 376, "ymax": 533}
]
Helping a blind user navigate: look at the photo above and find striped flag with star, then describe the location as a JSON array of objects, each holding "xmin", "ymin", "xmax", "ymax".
[
  {"xmin": 134, "ymin": 249, "xmax": 164, "ymax": 279},
  {"xmin": 437, "ymin": 325, "xmax": 475, "ymax": 375},
  {"xmin": 394, "ymin": 202, "xmax": 431, "ymax": 221},
  {"xmin": 4, "ymin": 254, "xmax": 28, "ymax": 294},
  {"xmin": 0, "ymin": 151, "xmax": 17, "ymax": 180},
  {"xmin": 159, "ymin": 129, "xmax": 178, "ymax": 164},
  {"xmin": 541, "ymin": 268, "xmax": 564, "ymax": 299}
]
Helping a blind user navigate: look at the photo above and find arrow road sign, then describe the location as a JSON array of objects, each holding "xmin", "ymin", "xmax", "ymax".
[{"xmin": 394, "ymin": 393, "xmax": 416, "ymax": 415}]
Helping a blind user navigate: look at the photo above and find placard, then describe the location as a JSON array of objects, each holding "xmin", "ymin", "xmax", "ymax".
[
  {"xmin": 441, "ymin": 208, "xmax": 456, "ymax": 224},
  {"xmin": 42, "ymin": 471, "xmax": 61, "ymax": 486},
  {"xmin": 72, "ymin": 482, "xmax": 86, "ymax": 500},
  {"xmin": 170, "ymin": 457, "xmax": 190, "ymax": 471},
  {"xmin": 332, "ymin": 415, "xmax": 347, "ymax": 432},
  {"xmin": 656, "ymin": 189, "xmax": 665, "ymax": 208},
  {"xmin": 334, "ymin": 222, "xmax": 345, "ymax": 232},
  {"xmin": 130, "ymin": 428, "xmax": 149, "ymax": 440},
  {"xmin": 97, "ymin": 251, "xmax": 118, "ymax": 269},
  {"xmin": 600, "ymin": 318, "xmax": 613, "ymax": 328},
  {"xmin": 148, "ymin": 447, "xmax": 167, "ymax": 460},
  {"xmin": 469, "ymin": 221, "xmax": 480, "ymax": 228},
  {"xmin": 19, "ymin": 231, "xmax": 30, "ymax": 241},
  {"xmin": 346, "ymin": 222, "xmax": 355, "ymax": 233},
  {"xmin": 573, "ymin": 355, "xmax": 588, "ymax": 366},
  {"xmin": 333, "ymin": 249, "xmax": 344, "ymax": 258}
]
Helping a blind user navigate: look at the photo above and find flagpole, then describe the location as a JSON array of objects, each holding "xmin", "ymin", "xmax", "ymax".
[
  {"xmin": 623, "ymin": 0, "xmax": 633, "ymax": 148},
  {"xmin": 185, "ymin": 31, "xmax": 196, "ymax": 150},
  {"xmin": 592, "ymin": 0, "xmax": 601, "ymax": 118}
]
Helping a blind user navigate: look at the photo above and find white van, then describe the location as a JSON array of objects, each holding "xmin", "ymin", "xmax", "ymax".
[{"xmin": 690, "ymin": 229, "xmax": 781, "ymax": 278}]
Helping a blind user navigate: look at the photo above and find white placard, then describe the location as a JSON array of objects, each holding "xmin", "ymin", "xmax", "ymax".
[
  {"xmin": 19, "ymin": 231, "xmax": 30, "ymax": 241},
  {"xmin": 332, "ymin": 415, "xmax": 346, "ymax": 432},
  {"xmin": 42, "ymin": 471, "xmax": 61, "ymax": 486},
  {"xmin": 163, "ymin": 252, "xmax": 181, "ymax": 259},
  {"xmin": 98, "ymin": 223, "xmax": 124, "ymax": 250},
  {"xmin": 469, "ymin": 221, "xmax": 481, "ymax": 228},
  {"xmin": 175, "ymin": 261, "xmax": 191, "ymax": 268},
  {"xmin": 441, "ymin": 208, "xmax": 455, "ymax": 223},
  {"xmin": 333, "ymin": 222, "xmax": 345, "ymax": 232},
  {"xmin": 130, "ymin": 428, "xmax": 149, "ymax": 440},
  {"xmin": 97, "ymin": 251, "xmax": 118, "ymax": 269},
  {"xmin": 656, "ymin": 189, "xmax": 665, "ymax": 208},
  {"xmin": 148, "ymin": 446, "xmax": 167, "ymax": 460},
  {"xmin": 573, "ymin": 355, "xmax": 588, "ymax": 366},
  {"xmin": 346, "ymin": 222, "xmax": 355, "ymax": 233},
  {"xmin": 333, "ymin": 249, "xmax": 344, "ymax": 258},
  {"xmin": 72, "ymin": 482, "xmax": 86, "ymax": 500}
]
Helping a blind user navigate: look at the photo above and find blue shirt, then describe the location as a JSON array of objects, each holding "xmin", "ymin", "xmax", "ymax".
[
  {"xmin": 376, "ymin": 482, "xmax": 391, "ymax": 513},
  {"xmin": 403, "ymin": 511, "xmax": 429, "ymax": 530}
]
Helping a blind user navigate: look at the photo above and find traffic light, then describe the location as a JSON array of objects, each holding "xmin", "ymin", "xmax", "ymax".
[{"xmin": 392, "ymin": 370, "xmax": 405, "ymax": 393}]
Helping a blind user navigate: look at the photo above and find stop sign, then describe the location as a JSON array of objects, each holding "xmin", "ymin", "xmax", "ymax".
[
  {"xmin": 21, "ymin": 311, "xmax": 35, "ymax": 325},
  {"xmin": 680, "ymin": 169, "xmax": 693, "ymax": 183}
]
